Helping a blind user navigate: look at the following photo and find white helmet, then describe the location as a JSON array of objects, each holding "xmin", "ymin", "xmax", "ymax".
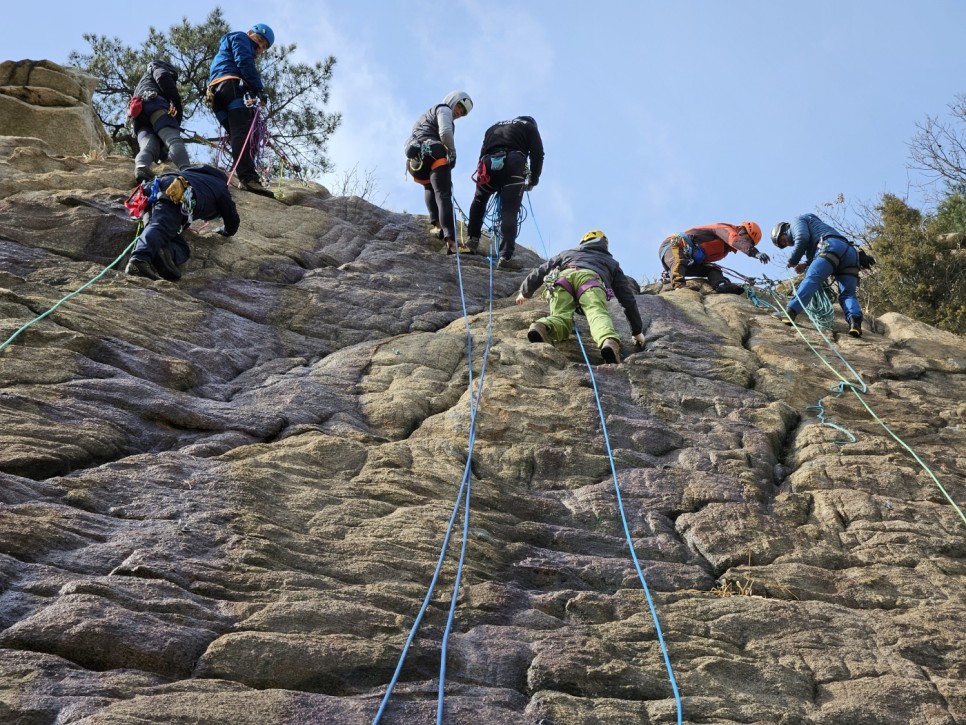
[{"xmin": 443, "ymin": 90, "xmax": 473, "ymax": 115}]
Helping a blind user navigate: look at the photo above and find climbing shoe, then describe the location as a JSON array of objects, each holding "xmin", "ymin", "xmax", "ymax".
[
  {"xmin": 466, "ymin": 236, "xmax": 481, "ymax": 254},
  {"xmin": 497, "ymin": 256, "xmax": 523, "ymax": 271},
  {"xmin": 429, "ymin": 224, "xmax": 444, "ymax": 240},
  {"xmin": 125, "ymin": 257, "xmax": 161, "ymax": 280},
  {"xmin": 240, "ymin": 178, "xmax": 275, "ymax": 198},
  {"xmin": 847, "ymin": 316, "xmax": 863, "ymax": 338},
  {"xmin": 135, "ymin": 166, "xmax": 154, "ymax": 183},
  {"xmin": 445, "ymin": 239, "xmax": 458, "ymax": 255},
  {"xmin": 154, "ymin": 247, "xmax": 182, "ymax": 281},
  {"xmin": 600, "ymin": 338, "xmax": 621, "ymax": 364},
  {"xmin": 715, "ymin": 281, "xmax": 745, "ymax": 295},
  {"xmin": 527, "ymin": 322, "xmax": 550, "ymax": 343}
]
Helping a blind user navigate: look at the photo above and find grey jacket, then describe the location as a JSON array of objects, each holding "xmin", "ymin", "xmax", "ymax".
[
  {"xmin": 519, "ymin": 238, "xmax": 644, "ymax": 336},
  {"xmin": 405, "ymin": 104, "xmax": 457, "ymax": 154}
]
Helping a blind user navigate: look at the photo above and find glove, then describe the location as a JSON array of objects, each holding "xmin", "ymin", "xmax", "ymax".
[
  {"xmin": 632, "ymin": 333, "xmax": 645, "ymax": 347},
  {"xmin": 257, "ymin": 91, "xmax": 269, "ymax": 106},
  {"xmin": 213, "ymin": 226, "xmax": 231, "ymax": 237},
  {"xmin": 515, "ymin": 292, "xmax": 527, "ymax": 305},
  {"xmin": 756, "ymin": 252, "xmax": 771, "ymax": 265},
  {"xmin": 447, "ymin": 151, "xmax": 457, "ymax": 170},
  {"xmin": 525, "ymin": 179, "xmax": 538, "ymax": 191}
]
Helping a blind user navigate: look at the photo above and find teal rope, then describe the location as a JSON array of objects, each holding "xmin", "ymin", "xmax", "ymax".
[
  {"xmin": 572, "ymin": 325, "xmax": 683, "ymax": 725},
  {"xmin": 0, "ymin": 230, "xmax": 140, "ymax": 352},
  {"xmin": 750, "ymin": 277, "xmax": 965, "ymax": 526}
]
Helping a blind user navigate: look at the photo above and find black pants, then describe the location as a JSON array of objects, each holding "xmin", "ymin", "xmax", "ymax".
[
  {"xmin": 467, "ymin": 150, "xmax": 527, "ymax": 259},
  {"xmin": 409, "ymin": 142, "xmax": 456, "ymax": 241},
  {"xmin": 212, "ymin": 80, "xmax": 258, "ymax": 184}
]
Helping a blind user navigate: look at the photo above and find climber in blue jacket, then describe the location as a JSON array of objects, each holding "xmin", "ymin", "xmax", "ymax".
[
  {"xmin": 771, "ymin": 213, "xmax": 865, "ymax": 337},
  {"xmin": 207, "ymin": 23, "xmax": 276, "ymax": 198}
]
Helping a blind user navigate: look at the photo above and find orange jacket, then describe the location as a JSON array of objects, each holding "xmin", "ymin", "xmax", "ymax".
[{"xmin": 682, "ymin": 223, "xmax": 757, "ymax": 263}]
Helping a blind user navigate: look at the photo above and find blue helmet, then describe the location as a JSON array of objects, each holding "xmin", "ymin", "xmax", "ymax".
[{"xmin": 250, "ymin": 23, "xmax": 275, "ymax": 48}]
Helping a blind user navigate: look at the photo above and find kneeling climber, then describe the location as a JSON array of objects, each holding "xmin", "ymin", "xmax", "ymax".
[
  {"xmin": 125, "ymin": 164, "xmax": 240, "ymax": 281},
  {"xmin": 659, "ymin": 221, "xmax": 767, "ymax": 292},
  {"xmin": 770, "ymin": 213, "xmax": 865, "ymax": 337}
]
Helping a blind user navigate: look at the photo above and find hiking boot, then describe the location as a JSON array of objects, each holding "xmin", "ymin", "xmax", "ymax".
[
  {"xmin": 445, "ymin": 238, "xmax": 457, "ymax": 255},
  {"xmin": 240, "ymin": 178, "xmax": 275, "ymax": 198},
  {"xmin": 715, "ymin": 281, "xmax": 745, "ymax": 295},
  {"xmin": 600, "ymin": 338, "xmax": 621, "ymax": 364},
  {"xmin": 135, "ymin": 167, "xmax": 154, "ymax": 183},
  {"xmin": 498, "ymin": 256, "xmax": 523, "ymax": 271},
  {"xmin": 125, "ymin": 257, "xmax": 161, "ymax": 280},
  {"xmin": 429, "ymin": 224, "xmax": 444, "ymax": 240},
  {"xmin": 154, "ymin": 247, "xmax": 182, "ymax": 281},
  {"xmin": 466, "ymin": 236, "xmax": 481, "ymax": 253},
  {"xmin": 773, "ymin": 310, "xmax": 797, "ymax": 327},
  {"xmin": 527, "ymin": 322, "xmax": 550, "ymax": 344},
  {"xmin": 847, "ymin": 316, "xmax": 863, "ymax": 338}
]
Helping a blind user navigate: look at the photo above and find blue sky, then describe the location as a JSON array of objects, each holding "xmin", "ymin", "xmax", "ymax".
[{"xmin": 8, "ymin": 1, "xmax": 966, "ymax": 282}]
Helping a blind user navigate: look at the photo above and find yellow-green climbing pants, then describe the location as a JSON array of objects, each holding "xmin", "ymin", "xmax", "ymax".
[{"xmin": 537, "ymin": 268, "xmax": 618, "ymax": 347}]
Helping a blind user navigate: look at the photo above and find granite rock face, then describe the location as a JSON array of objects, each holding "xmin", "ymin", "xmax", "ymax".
[
  {"xmin": 0, "ymin": 141, "xmax": 964, "ymax": 724},
  {"xmin": 0, "ymin": 60, "xmax": 111, "ymax": 157}
]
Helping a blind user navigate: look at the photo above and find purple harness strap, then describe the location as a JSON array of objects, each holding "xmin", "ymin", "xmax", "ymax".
[{"xmin": 554, "ymin": 271, "xmax": 614, "ymax": 302}]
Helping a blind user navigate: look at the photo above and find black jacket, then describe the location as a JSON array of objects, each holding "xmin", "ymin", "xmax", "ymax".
[
  {"xmin": 519, "ymin": 238, "xmax": 643, "ymax": 335},
  {"xmin": 169, "ymin": 165, "xmax": 240, "ymax": 235},
  {"xmin": 479, "ymin": 117, "xmax": 544, "ymax": 185},
  {"xmin": 134, "ymin": 60, "xmax": 184, "ymax": 122}
]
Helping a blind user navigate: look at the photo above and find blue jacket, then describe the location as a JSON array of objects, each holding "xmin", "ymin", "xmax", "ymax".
[
  {"xmin": 787, "ymin": 213, "xmax": 846, "ymax": 267},
  {"xmin": 207, "ymin": 31, "xmax": 264, "ymax": 95}
]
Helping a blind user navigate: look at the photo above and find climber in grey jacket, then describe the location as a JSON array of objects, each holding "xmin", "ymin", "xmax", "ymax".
[
  {"xmin": 404, "ymin": 91, "xmax": 473, "ymax": 254},
  {"xmin": 515, "ymin": 230, "xmax": 644, "ymax": 364}
]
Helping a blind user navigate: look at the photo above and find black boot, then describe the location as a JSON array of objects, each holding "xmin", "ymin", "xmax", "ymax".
[{"xmin": 847, "ymin": 316, "xmax": 863, "ymax": 338}]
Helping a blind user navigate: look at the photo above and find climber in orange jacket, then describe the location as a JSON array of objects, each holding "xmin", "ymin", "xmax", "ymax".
[{"xmin": 659, "ymin": 221, "xmax": 768, "ymax": 292}]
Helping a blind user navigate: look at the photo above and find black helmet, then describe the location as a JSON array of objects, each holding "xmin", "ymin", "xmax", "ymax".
[
  {"xmin": 771, "ymin": 222, "xmax": 790, "ymax": 245},
  {"xmin": 516, "ymin": 116, "xmax": 537, "ymax": 128}
]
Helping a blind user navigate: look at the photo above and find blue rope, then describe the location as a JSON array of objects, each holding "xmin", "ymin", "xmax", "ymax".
[
  {"xmin": 524, "ymin": 192, "xmax": 552, "ymax": 260},
  {"xmin": 572, "ymin": 325, "xmax": 683, "ymax": 724},
  {"xmin": 373, "ymin": 223, "xmax": 498, "ymax": 725},
  {"xmin": 1, "ymin": 229, "xmax": 141, "ymax": 352}
]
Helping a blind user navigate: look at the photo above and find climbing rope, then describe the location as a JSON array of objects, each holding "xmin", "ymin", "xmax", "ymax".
[
  {"xmin": 571, "ymin": 325, "xmax": 683, "ymax": 725},
  {"xmin": 373, "ymin": 214, "xmax": 499, "ymax": 724},
  {"xmin": 748, "ymin": 275, "xmax": 966, "ymax": 526},
  {"xmin": 0, "ymin": 224, "xmax": 142, "ymax": 352}
]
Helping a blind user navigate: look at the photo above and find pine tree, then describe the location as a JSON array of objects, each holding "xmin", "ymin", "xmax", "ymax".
[{"xmin": 67, "ymin": 8, "xmax": 341, "ymax": 177}]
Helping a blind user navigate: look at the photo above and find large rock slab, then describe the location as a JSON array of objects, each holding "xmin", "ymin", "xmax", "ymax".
[{"xmin": 0, "ymin": 140, "xmax": 964, "ymax": 724}]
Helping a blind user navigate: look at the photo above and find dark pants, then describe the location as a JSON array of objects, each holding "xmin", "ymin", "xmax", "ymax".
[
  {"xmin": 409, "ymin": 142, "xmax": 456, "ymax": 241},
  {"xmin": 132, "ymin": 183, "xmax": 190, "ymax": 267},
  {"xmin": 212, "ymin": 80, "xmax": 258, "ymax": 184},
  {"xmin": 467, "ymin": 150, "xmax": 527, "ymax": 259}
]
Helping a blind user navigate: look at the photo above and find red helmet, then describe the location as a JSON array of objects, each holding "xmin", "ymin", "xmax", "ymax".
[{"xmin": 741, "ymin": 221, "xmax": 762, "ymax": 244}]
